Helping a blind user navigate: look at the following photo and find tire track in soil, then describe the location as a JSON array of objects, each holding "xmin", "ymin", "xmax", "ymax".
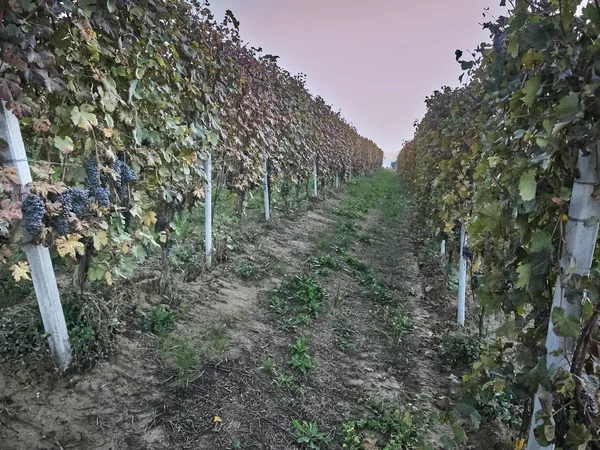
[{"xmin": 153, "ymin": 187, "xmax": 455, "ymax": 449}]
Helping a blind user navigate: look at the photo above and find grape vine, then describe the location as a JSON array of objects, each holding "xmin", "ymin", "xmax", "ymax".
[
  {"xmin": 397, "ymin": 1, "xmax": 600, "ymax": 447},
  {"xmin": 0, "ymin": 0, "xmax": 383, "ymax": 284}
]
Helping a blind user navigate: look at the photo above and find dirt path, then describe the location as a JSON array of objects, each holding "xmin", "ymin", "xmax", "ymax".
[{"xmin": 1, "ymin": 175, "xmax": 455, "ymax": 450}]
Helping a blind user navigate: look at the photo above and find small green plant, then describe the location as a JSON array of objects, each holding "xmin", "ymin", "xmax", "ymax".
[
  {"xmin": 357, "ymin": 231, "xmax": 373, "ymax": 243},
  {"xmin": 390, "ymin": 314, "xmax": 413, "ymax": 337},
  {"xmin": 204, "ymin": 324, "xmax": 228, "ymax": 356},
  {"xmin": 341, "ymin": 404, "xmax": 430, "ymax": 450},
  {"xmin": 438, "ymin": 331, "xmax": 481, "ymax": 367},
  {"xmin": 289, "ymin": 337, "xmax": 316, "ymax": 374},
  {"xmin": 160, "ymin": 334, "xmax": 203, "ymax": 384},
  {"xmin": 307, "ymin": 254, "xmax": 342, "ymax": 275},
  {"xmin": 235, "ymin": 262, "xmax": 263, "ymax": 281},
  {"xmin": 292, "ymin": 420, "xmax": 332, "ymax": 449},
  {"xmin": 142, "ymin": 305, "xmax": 174, "ymax": 334},
  {"xmin": 260, "ymin": 357, "xmax": 295, "ymax": 388},
  {"xmin": 333, "ymin": 320, "xmax": 354, "ymax": 350},
  {"xmin": 269, "ymin": 275, "xmax": 328, "ymax": 327},
  {"xmin": 345, "ymin": 255, "xmax": 371, "ymax": 274}
]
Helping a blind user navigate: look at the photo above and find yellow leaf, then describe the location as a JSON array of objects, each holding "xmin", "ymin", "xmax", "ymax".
[
  {"xmin": 105, "ymin": 271, "xmax": 113, "ymax": 285},
  {"xmin": 515, "ymin": 438, "xmax": 525, "ymax": 450},
  {"xmin": 213, "ymin": 416, "xmax": 222, "ymax": 423},
  {"xmin": 11, "ymin": 261, "xmax": 31, "ymax": 281},
  {"xmin": 56, "ymin": 234, "xmax": 85, "ymax": 260},
  {"xmin": 103, "ymin": 128, "xmax": 114, "ymax": 137},
  {"xmin": 93, "ymin": 231, "xmax": 108, "ymax": 250},
  {"xmin": 122, "ymin": 242, "xmax": 131, "ymax": 254},
  {"xmin": 142, "ymin": 211, "xmax": 157, "ymax": 228}
]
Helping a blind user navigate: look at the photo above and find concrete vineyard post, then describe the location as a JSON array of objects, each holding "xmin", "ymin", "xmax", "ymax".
[
  {"xmin": 313, "ymin": 153, "xmax": 318, "ymax": 198},
  {"xmin": 441, "ymin": 239, "xmax": 446, "ymax": 257},
  {"xmin": 526, "ymin": 150, "xmax": 600, "ymax": 450},
  {"xmin": 262, "ymin": 156, "xmax": 270, "ymax": 221},
  {"xmin": 0, "ymin": 103, "xmax": 71, "ymax": 369},
  {"xmin": 205, "ymin": 153, "xmax": 213, "ymax": 268},
  {"xmin": 335, "ymin": 172, "xmax": 339, "ymax": 189},
  {"xmin": 458, "ymin": 228, "xmax": 467, "ymax": 326}
]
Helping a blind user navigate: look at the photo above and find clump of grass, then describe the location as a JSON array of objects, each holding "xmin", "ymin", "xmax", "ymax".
[
  {"xmin": 142, "ymin": 305, "xmax": 174, "ymax": 334},
  {"xmin": 260, "ymin": 357, "xmax": 295, "ymax": 389},
  {"xmin": 235, "ymin": 262, "xmax": 263, "ymax": 281},
  {"xmin": 307, "ymin": 254, "xmax": 343, "ymax": 276},
  {"xmin": 438, "ymin": 331, "xmax": 481, "ymax": 367},
  {"xmin": 160, "ymin": 334, "xmax": 204, "ymax": 384},
  {"xmin": 333, "ymin": 319, "xmax": 355, "ymax": 350},
  {"xmin": 269, "ymin": 275, "xmax": 328, "ymax": 329},
  {"xmin": 340, "ymin": 403, "xmax": 430, "ymax": 450}
]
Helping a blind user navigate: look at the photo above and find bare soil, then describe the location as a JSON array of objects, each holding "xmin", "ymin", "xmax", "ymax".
[{"xmin": 0, "ymin": 186, "xmax": 457, "ymax": 450}]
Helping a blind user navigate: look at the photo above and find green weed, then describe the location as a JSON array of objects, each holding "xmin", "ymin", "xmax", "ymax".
[
  {"xmin": 390, "ymin": 314, "xmax": 413, "ymax": 337},
  {"xmin": 307, "ymin": 254, "xmax": 343, "ymax": 276},
  {"xmin": 269, "ymin": 275, "xmax": 328, "ymax": 328},
  {"xmin": 333, "ymin": 319, "xmax": 355, "ymax": 350},
  {"xmin": 142, "ymin": 305, "xmax": 174, "ymax": 334},
  {"xmin": 292, "ymin": 420, "xmax": 332, "ymax": 449},
  {"xmin": 235, "ymin": 262, "xmax": 263, "ymax": 281},
  {"xmin": 160, "ymin": 334, "xmax": 203, "ymax": 384},
  {"xmin": 340, "ymin": 403, "xmax": 430, "ymax": 450},
  {"xmin": 438, "ymin": 331, "xmax": 481, "ymax": 367},
  {"xmin": 289, "ymin": 337, "xmax": 316, "ymax": 374},
  {"xmin": 260, "ymin": 357, "xmax": 295, "ymax": 389}
]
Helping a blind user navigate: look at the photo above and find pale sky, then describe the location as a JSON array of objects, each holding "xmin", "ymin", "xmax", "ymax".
[{"xmin": 209, "ymin": 0, "xmax": 506, "ymax": 166}]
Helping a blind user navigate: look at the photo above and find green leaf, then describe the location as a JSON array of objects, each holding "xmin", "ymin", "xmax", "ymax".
[
  {"xmin": 554, "ymin": 93, "xmax": 580, "ymax": 117},
  {"xmin": 440, "ymin": 435, "xmax": 456, "ymax": 449},
  {"xmin": 53, "ymin": 136, "xmax": 74, "ymax": 154},
  {"xmin": 551, "ymin": 307, "xmax": 581, "ymax": 339},
  {"xmin": 565, "ymin": 423, "xmax": 592, "ymax": 450},
  {"xmin": 453, "ymin": 425, "xmax": 467, "ymax": 444},
  {"xmin": 71, "ymin": 105, "xmax": 98, "ymax": 131},
  {"xmin": 516, "ymin": 263, "xmax": 531, "ymax": 290},
  {"xmin": 455, "ymin": 403, "xmax": 481, "ymax": 428},
  {"xmin": 560, "ymin": 0, "xmax": 577, "ymax": 30},
  {"xmin": 522, "ymin": 76, "xmax": 540, "ymax": 108},
  {"xmin": 519, "ymin": 169, "xmax": 537, "ymax": 201},
  {"xmin": 530, "ymin": 232, "xmax": 553, "ymax": 252}
]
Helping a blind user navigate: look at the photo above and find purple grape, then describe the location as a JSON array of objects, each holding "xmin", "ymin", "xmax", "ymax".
[
  {"xmin": 21, "ymin": 194, "xmax": 46, "ymax": 236},
  {"xmin": 84, "ymin": 158, "xmax": 102, "ymax": 187},
  {"xmin": 55, "ymin": 213, "xmax": 71, "ymax": 236},
  {"xmin": 92, "ymin": 186, "xmax": 110, "ymax": 207}
]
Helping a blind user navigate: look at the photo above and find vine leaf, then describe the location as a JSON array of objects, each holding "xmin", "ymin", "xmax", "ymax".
[
  {"xmin": 554, "ymin": 93, "xmax": 580, "ymax": 118},
  {"xmin": 455, "ymin": 403, "xmax": 481, "ymax": 428},
  {"xmin": 11, "ymin": 261, "xmax": 31, "ymax": 281},
  {"xmin": 519, "ymin": 170, "xmax": 537, "ymax": 201},
  {"xmin": 551, "ymin": 307, "xmax": 581, "ymax": 338},
  {"xmin": 530, "ymin": 232, "xmax": 553, "ymax": 252},
  {"xmin": 522, "ymin": 76, "xmax": 540, "ymax": 108},
  {"xmin": 53, "ymin": 136, "xmax": 74, "ymax": 155},
  {"xmin": 93, "ymin": 230, "xmax": 108, "ymax": 250},
  {"xmin": 516, "ymin": 263, "xmax": 531, "ymax": 290},
  {"xmin": 565, "ymin": 423, "xmax": 592, "ymax": 450},
  {"xmin": 55, "ymin": 234, "xmax": 85, "ymax": 259},
  {"xmin": 71, "ymin": 105, "xmax": 98, "ymax": 131}
]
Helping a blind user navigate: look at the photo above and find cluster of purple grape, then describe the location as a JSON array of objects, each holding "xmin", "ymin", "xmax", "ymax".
[
  {"xmin": 113, "ymin": 158, "xmax": 138, "ymax": 199},
  {"xmin": 85, "ymin": 158, "xmax": 110, "ymax": 207},
  {"xmin": 54, "ymin": 188, "xmax": 89, "ymax": 236},
  {"xmin": 21, "ymin": 194, "xmax": 46, "ymax": 236},
  {"xmin": 585, "ymin": 391, "xmax": 598, "ymax": 415}
]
